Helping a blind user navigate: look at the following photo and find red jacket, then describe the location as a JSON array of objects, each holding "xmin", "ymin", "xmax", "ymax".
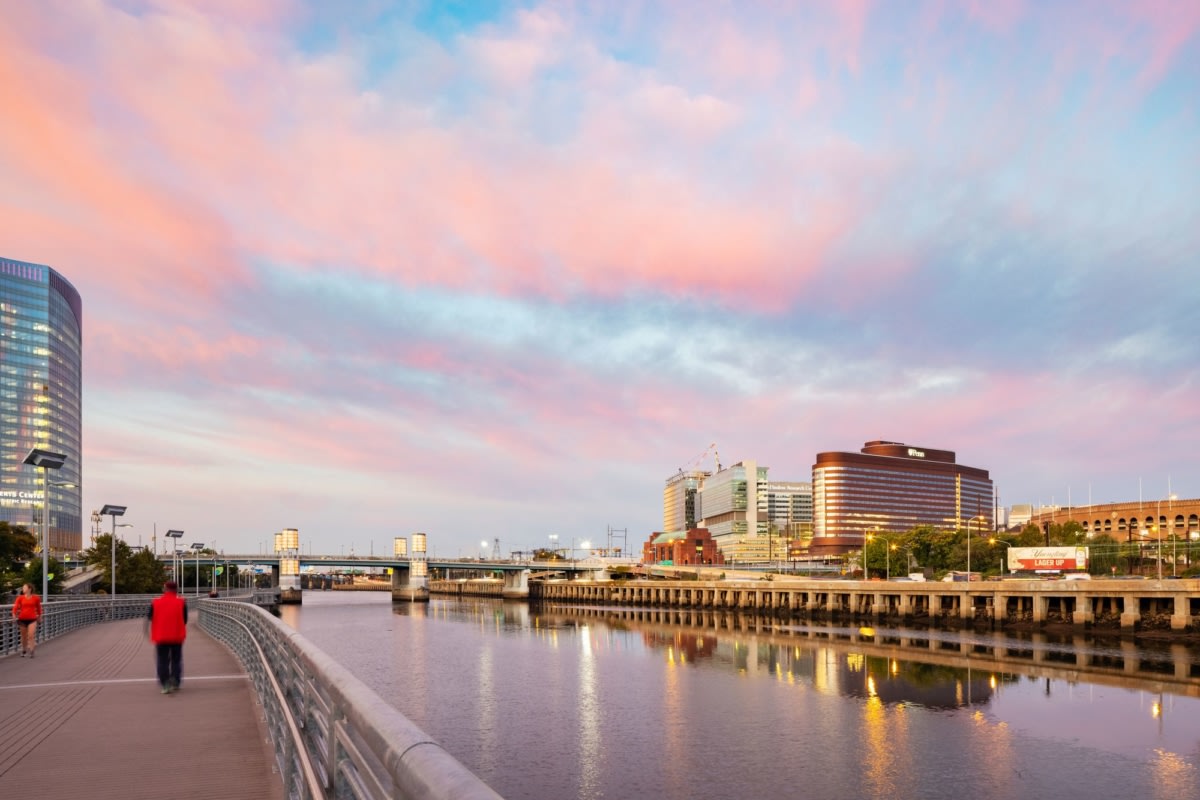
[
  {"xmin": 13, "ymin": 593, "xmax": 41, "ymax": 621},
  {"xmin": 149, "ymin": 591, "xmax": 188, "ymax": 644}
]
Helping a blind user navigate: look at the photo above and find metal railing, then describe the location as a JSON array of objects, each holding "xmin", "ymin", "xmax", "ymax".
[
  {"xmin": 196, "ymin": 599, "xmax": 504, "ymax": 800},
  {"xmin": 3, "ymin": 594, "xmax": 500, "ymax": 800},
  {"xmin": 1, "ymin": 595, "xmax": 157, "ymax": 654}
]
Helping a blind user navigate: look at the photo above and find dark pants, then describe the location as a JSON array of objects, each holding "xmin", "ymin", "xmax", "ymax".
[{"xmin": 155, "ymin": 643, "xmax": 184, "ymax": 688}]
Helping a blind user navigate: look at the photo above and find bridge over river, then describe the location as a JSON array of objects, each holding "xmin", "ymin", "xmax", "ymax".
[{"xmin": 145, "ymin": 553, "xmax": 633, "ymax": 604}]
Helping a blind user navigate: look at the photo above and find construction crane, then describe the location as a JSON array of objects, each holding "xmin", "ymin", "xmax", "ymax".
[{"xmin": 680, "ymin": 443, "xmax": 720, "ymax": 474}]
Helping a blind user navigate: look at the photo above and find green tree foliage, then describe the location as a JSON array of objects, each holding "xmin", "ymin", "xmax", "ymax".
[
  {"xmin": 1036, "ymin": 520, "xmax": 1087, "ymax": 546},
  {"xmin": 124, "ymin": 547, "xmax": 167, "ymax": 594},
  {"xmin": 21, "ymin": 555, "xmax": 64, "ymax": 594},
  {"xmin": 1015, "ymin": 524, "xmax": 1045, "ymax": 546},
  {"xmin": 0, "ymin": 521, "xmax": 37, "ymax": 594},
  {"xmin": 1085, "ymin": 533, "xmax": 1120, "ymax": 575},
  {"xmin": 83, "ymin": 533, "xmax": 157, "ymax": 594},
  {"xmin": 987, "ymin": 535, "xmax": 1019, "ymax": 575},
  {"xmin": 909, "ymin": 525, "xmax": 960, "ymax": 572}
]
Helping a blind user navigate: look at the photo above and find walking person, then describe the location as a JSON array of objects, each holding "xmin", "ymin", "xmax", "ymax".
[
  {"xmin": 11, "ymin": 583, "xmax": 42, "ymax": 657},
  {"xmin": 147, "ymin": 580, "xmax": 188, "ymax": 693}
]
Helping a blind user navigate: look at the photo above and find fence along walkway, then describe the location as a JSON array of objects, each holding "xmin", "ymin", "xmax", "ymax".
[{"xmin": 0, "ymin": 617, "xmax": 282, "ymax": 799}]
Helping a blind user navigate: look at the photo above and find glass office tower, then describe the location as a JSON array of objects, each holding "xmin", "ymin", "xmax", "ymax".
[{"xmin": 0, "ymin": 257, "xmax": 83, "ymax": 552}]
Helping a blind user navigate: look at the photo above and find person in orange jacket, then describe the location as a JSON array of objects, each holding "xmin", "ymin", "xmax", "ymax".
[
  {"xmin": 12, "ymin": 583, "xmax": 42, "ymax": 657},
  {"xmin": 147, "ymin": 580, "xmax": 188, "ymax": 693}
]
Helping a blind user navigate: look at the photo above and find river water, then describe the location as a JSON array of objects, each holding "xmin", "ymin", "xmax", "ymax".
[{"xmin": 279, "ymin": 592, "xmax": 1200, "ymax": 800}]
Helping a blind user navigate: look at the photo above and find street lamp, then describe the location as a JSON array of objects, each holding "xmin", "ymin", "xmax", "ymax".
[
  {"xmin": 166, "ymin": 530, "xmax": 184, "ymax": 586},
  {"xmin": 481, "ymin": 540, "xmax": 489, "ymax": 561},
  {"xmin": 893, "ymin": 544, "xmax": 914, "ymax": 575},
  {"xmin": 965, "ymin": 515, "xmax": 986, "ymax": 577},
  {"xmin": 549, "ymin": 534, "xmax": 558, "ymax": 559},
  {"xmin": 99, "ymin": 504, "xmax": 128, "ymax": 604},
  {"xmin": 1161, "ymin": 494, "xmax": 1177, "ymax": 578},
  {"xmin": 24, "ymin": 448, "xmax": 67, "ymax": 603},
  {"xmin": 45, "ymin": 479, "xmax": 77, "ymax": 565},
  {"xmin": 989, "ymin": 538, "xmax": 1013, "ymax": 575},
  {"xmin": 191, "ymin": 543, "xmax": 205, "ymax": 596},
  {"xmin": 866, "ymin": 533, "xmax": 892, "ymax": 580}
]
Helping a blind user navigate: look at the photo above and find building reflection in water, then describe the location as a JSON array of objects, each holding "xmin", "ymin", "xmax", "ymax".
[
  {"xmin": 529, "ymin": 602, "xmax": 1200, "ymax": 708},
  {"xmin": 286, "ymin": 595, "xmax": 1200, "ymax": 799}
]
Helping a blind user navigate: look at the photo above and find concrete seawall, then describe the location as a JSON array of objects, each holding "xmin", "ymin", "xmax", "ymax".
[{"xmin": 531, "ymin": 577, "xmax": 1200, "ymax": 633}]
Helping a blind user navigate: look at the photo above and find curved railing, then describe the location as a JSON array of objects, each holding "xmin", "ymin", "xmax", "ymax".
[
  {"xmin": 196, "ymin": 599, "xmax": 504, "ymax": 800},
  {"xmin": 3, "ymin": 595, "xmax": 502, "ymax": 800},
  {"xmin": 1, "ymin": 595, "xmax": 158, "ymax": 653}
]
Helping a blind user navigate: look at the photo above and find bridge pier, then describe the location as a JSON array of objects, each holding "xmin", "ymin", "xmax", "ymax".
[
  {"xmin": 391, "ymin": 564, "xmax": 429, "ymax": 602},
  {"xmin": 502, "ymin": 569, "xmax": 530, "ymax": 599},
  {"xmin": 265, "ymin": 565, "xmax": 302, "ymax": 605},
  {"xmin": 1120, "ymin": 594, "xmax": 1141, "ymax": 630},
  {"xmin": 1171, "ymin": 593, "xmax": 1190, "ymax": 631}
]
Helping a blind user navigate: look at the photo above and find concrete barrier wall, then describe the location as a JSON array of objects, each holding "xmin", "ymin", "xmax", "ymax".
[{"xmin": 532, "ymin": 577, "xmax": 1200, "ymax": 632}]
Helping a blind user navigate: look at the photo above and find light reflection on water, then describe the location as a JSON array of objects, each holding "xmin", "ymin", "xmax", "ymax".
[{"xmin": 279, "ymin": 593, "xmax": 1200, "ymax": 800}]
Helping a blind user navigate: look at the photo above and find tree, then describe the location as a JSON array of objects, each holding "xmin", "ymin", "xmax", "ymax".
[
  {"xmin": 1041, "ymin": 520, "xmax": 1086, "ymax": 546},
  {"xmin": 0, "ymin": 521, "xmax": 37, "ymax": 595},
  {"xmin": 22, "ymin": 555, "xmax": 64, "ymax": 595},
  {"xmin": 124, "ymin": 547, "xmax": 167, "ymax": 594},
  {"xmin": 1085, "ymin": 534, "xmax": 1120, "ymax": 575},
  {"xmin": 1015, "ymin": 524, "xmax": 1044, "ymax": 547},
  {"xmin": 83, "ymin": 533, "xmax": 138, "ymax": 594},
  {"xmin": 907, "ymin": 525, "xmax": 959, "ymax": 573}
]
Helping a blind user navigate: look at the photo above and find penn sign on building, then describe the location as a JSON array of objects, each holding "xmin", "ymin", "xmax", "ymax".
[{"xmin": 0, "ymin": 257, "xmax": 83, "ymax": 552}]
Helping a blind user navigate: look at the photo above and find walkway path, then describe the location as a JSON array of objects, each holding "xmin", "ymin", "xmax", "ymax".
[{"xmin": 0, "ymin": 617, "xmax": 283, "ymax": 799}]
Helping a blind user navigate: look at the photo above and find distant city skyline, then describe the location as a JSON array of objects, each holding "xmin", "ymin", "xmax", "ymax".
[{"xmin": 2, "ymin": 2, "xmax": 1196, "ymax": 558}]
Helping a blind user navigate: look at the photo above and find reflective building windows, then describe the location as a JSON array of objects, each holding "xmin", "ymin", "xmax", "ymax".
[
  {"xmin": 0, "ymin": 258, "xmax": 83, "ymax": 552},
  {"xmin": 811, "ymin": 440, "xmax": 993, "ymax": 556}
]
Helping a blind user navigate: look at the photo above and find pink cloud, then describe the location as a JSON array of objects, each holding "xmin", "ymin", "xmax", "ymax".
[
  {"xmin": 1125, "ymin": 0, "xmax": 1200, "ymax": 88},
  {"xmin": 2, "ymin": 1, "xmax": 908, "ymax": 321},
  {"xmin": 0, "ymin": 9, "xmax": 251, "ymax": 312},
  {"xmin": 965, "ymin": 0, "xmax": 1026, "ymax": 33}
]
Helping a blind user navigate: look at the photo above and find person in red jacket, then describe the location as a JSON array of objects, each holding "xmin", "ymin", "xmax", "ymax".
[
  {"xmin": 147, "ymin": 580, "xmax": 188, "ymax": 693},
  {"xmin": 11, "ymin": 582, "xmax": 42, "ymax": 657}
]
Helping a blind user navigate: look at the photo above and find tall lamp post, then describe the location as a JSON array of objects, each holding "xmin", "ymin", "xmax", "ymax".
[
  {"xmin": 100, "ymin": 505, "xmax": 128, "ymax": 604},
  {"xmin": 191, "ymin": 543, "xmax": 205, "ymax": 596},
  {"xmin": 166, "ymin": 530, "xmax": 184, "ymax": 586},
  {"xmin": 1161, "ymin": 494, "xmax": 1177, "ymax": 578},
  {"xmin": 866, "ymin": 533, "xmax": 892, "ymax": 580},
  {"xmin": 965, "ymin": 515, "xmax": 986, "ymax": 577},
  {"xmin": 989, "ymin": 538, "xmax": 1013, "ymax": 575},
  {"xmin": 23, "ymin": 448, "xmax": 68, "ymax": 603},
  {"xmin": 45, "ymin": 479, "xmax": 78, "ymax": 565}
]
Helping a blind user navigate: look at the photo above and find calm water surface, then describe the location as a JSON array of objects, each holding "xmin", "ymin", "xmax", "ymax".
[{"xmin": 279, "ymin": 592, "xmax": 1200, "ymax": 800}]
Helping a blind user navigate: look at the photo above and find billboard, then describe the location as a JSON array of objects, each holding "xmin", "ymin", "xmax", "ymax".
[{"xmin": 1008, "ymin": 547, "xmax": 1088, "ymax": 572}]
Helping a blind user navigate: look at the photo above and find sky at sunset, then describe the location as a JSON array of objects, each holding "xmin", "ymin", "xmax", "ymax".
[{"xmin": 2, "ymin": 0, "xmax": 1198, "ymax": 559}]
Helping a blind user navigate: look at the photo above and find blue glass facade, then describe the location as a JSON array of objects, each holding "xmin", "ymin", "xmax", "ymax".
[{"xmin": 0, "ymin": 257, "xmax": 83, "ymax": 551}]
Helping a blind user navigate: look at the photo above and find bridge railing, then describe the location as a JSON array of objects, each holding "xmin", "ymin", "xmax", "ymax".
[
  {"xmin": 1, "ymin": 595, "xmax": 158, "ymax": 654},
  {"xmin": 196, "ymin": 599, "xmax": 503, "ymax": 800}
]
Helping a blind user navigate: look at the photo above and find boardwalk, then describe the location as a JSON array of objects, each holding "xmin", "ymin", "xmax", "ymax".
[{"xmin": 0, "ymin": 618, "xmax": 283, "ymax": 800}]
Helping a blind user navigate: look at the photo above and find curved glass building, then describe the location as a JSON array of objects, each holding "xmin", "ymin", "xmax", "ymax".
[
  {"xmin": 0, "ymin": 257, "xmax": 83, "ymax": 552},
  {"xmin": 810, "ymin": 440, "xmax": 993, "ymax": 557}
]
